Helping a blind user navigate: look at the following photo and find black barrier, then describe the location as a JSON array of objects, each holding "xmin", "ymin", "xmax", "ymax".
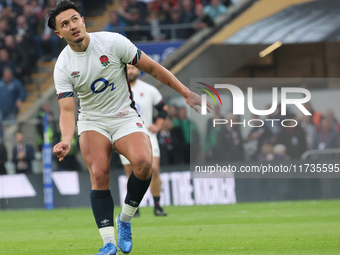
[{"xmin": 0, "ymin": 165, "xmax": 340, "ymax": 210}]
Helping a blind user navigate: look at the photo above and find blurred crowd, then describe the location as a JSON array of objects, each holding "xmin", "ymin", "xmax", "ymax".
[
  {"xmin": 0, "ymin": 0, "xmax": 85, "ymax": 135},
  {"xmin": 104, "ymin": 0, "xmax": 232, "ymax": 41},
  {"xmin": 0, "ymin": 0, "xmax": 233, "ymax": 138},
  {"xmin": 204, "ymin": 102, "xmax": 340, "ymax": 163}
]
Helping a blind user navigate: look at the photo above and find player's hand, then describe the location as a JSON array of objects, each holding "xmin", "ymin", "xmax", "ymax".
[
  {"xmin": 148, "ymin": 124, "xmax": 160, "ymax": 133},
  {"xmin": 186, "ymin": 91, "xmax": 213, "ymax": 113},
  {"xmin": 53, "ymin": 141, "xmax": 71, "ymax": 162}
]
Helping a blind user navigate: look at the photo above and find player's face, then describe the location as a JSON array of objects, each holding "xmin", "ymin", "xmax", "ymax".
[
  {"xmin": 127, "ymin": 64, "xmax": 139, "ymax": 83},
  {"xmin": 54, "ymin": 9, "xmax": 86, "ymax": 44}
]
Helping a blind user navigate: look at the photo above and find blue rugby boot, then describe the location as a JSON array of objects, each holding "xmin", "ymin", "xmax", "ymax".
[
  {"xmin": 116, "ymin": 213, "xmax": 132, "ymax": 254},
  {"xmin": 95, "ymin": 242, "xmax": 118, "ymax": 255}
]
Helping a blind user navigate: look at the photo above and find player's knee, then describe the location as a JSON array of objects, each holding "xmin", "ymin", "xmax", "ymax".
[
  {"xmin": 91, "ymin": 168, "xmax": 110, "ymax": 189},
  {"xmin": 132, "ymin": 155, "xmax": 152, "ymax": 178}
]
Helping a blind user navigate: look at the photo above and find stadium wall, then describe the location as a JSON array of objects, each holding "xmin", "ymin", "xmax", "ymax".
[{"xmin": 1, "ymin": 163, "xmax": 340, "ymax": 210}]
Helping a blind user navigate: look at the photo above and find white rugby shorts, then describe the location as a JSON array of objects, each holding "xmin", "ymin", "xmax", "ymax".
[{"xmin": 77, "ymin": 109, "xmax": 148, "ymax": 144}]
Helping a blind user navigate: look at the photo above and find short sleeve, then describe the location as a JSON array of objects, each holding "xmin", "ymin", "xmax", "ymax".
[
  {"xmin": 54, "ymin": 66, "xmax": 73, "ymax": 94},
  {"xmin": 114, "ymin": 34, "xmax": 138, "ymax": 64},
  {"xmin": 151, "ymin": 86, "xmax": 163, "ymax": 106}
]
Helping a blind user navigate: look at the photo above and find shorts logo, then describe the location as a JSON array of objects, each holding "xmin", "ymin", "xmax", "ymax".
[
  {"xmin": 99, "ymin": 55, "xmax": 110, "ymax": 67},
  {"xmin": 140, "ymin": 92, "xmax": 144, "ymax": 97},
  {"xmin": 71, "ymin": 71, "xmax": 80, "ymax": 78},
  {"xmin": 136, "ymin": 123, "xmax": 143, "ymax": 128},
  {"xmin": 116, "ymin": 109, "xmax": 129, "ymax": 118}
]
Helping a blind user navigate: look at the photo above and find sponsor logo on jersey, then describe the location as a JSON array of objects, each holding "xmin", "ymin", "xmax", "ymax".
[
  {"xmin": 71, "ymin": 71, "xmax": 80, "ymax": 78},
  {"xmin": 136, "ymin": 123, "xmax": 143, "ymax": 128},
  {"xmin": 99, "ymin": 55, "xmax": 110, "ymax": 67}
]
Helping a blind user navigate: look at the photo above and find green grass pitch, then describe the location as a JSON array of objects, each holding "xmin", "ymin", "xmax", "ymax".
[{"xmin": 0, "ymin": 200, "xmax": 339, "ymax": 254}]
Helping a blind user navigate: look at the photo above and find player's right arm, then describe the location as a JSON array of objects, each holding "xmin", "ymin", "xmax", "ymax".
[{"xmin": 53, "ymin": 97, "xmax": 75, "ymax": 161}]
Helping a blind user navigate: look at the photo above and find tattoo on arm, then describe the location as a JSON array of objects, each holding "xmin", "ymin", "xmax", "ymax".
[
  {"xmin": 135, "ymin": 64, "xmax": 140, "ymax": 69},
  {"xmin": 154, "ymin": 74, "xmax": 157, "ymax": 78}
]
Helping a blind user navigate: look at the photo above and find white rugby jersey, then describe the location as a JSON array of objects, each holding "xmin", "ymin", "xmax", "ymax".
[
  {"xmin": 132, "ymin": 79, "xmax": 163, "ymax": 128},
  {"xmin": 54, "ymin": 32, "xmax": 141, "ymax": 120}
]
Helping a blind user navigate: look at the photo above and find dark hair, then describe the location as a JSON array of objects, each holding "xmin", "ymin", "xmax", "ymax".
[{"xmin": 47, "ymin": 0, "xmax": 81, "ymax": 29}]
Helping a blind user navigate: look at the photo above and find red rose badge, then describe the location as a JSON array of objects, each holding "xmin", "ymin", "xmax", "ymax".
[{"xmin": 100, "ymin": 55, "xmax": 110, "ymax": 67}]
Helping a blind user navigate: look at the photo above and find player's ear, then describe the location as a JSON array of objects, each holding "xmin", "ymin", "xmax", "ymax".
[
  {"xmin": 54, "ymin": 29, "xmax": 63, "ymax": 39},
  {"xmin": 82, "ymin": 17, "xmax": 85, "ymax": 26}
]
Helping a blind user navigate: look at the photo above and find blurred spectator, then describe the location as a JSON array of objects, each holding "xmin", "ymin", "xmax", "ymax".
[
  {"xmin": 206, "ymin": 105, "xmax": 222, "ymax": 137},
  {"xmin": 0, "ymin": 68, "xmax": 26, "ymax": 122},
  {"xmin": 118, "ymin": 0, "xmax": 132, "ymax": 24},
  {"xmin": 0, "ymin": 138, "xmax": 7, "ymax": 175},
  {"xmin": 0, "ymin": 117, "xmax": 3, "ymax": 138},
  {"xmin": 312, "ymin": 118, "xmax": 339, "ymax": 151},
  {"xmin": 157, "ymin": 117, "xmax": 181, "ymax": 165},
  {"xmin": 4, "ymin": 34, "xmax": 31, "ymax": 81},
  {"xmin": 158, "ymin": 0, "xmax": 172, "ymax": 24},
  {"xmin": 35, "ymin": 0, "xmax": 61, "ymax": 61},
  {"xmin": 29, "ymin": 0, "xmax": 43, "ymax": 17},
  {"xmin": 299, "ymin": 115, "xmax": 315, "ymax": 150},
  {"xmin": 36, "ymin": 102, "xmax": 58, "ymax": 151},
  {"xmin": 273, "ymin": 144, "xmax": 289, "ymax": 160},
  {"xmin": 0, "ymin": 19, "xmax": 11, "ymax": 48},
  {"xmin": 203, "ymin": 0, "xmax": 227, "ymax": 21},
  {"xmin": 193, "ymin": 4, "xmax": 214, "ymax": 31},
  {"xmin": 208, "ymin": 113, "xmax": 243, "ymax": 162},
  {"xmin": 0, "ymin": 48, "xmax": 17, "ymax": 77},
  {"xmin": 56, "ymin": 133, "xmax": 82, "ymax": 171},
  {"xmin": 126, "ymin": 8, "xmax": 151, "ymax": 41},
  {"xmin": 244, "ymin": 115, "xmax": 272, "ymax": 160},
  {"xmin": 180, "ymin": 0, "xmax": 196, "ymax": 38},
  {"xmin": 258, "ymin": 143, "xmax": 274, "ymax": 161},
  {"xmin": 14, "ymin": 15, "xmax": 35, "ymax": 44},
  {"xmin": 304, "ymin": 102, "xmax": 323, "ymax": 127},
  {"xmin": 147, "ymin": 10, "xmax": 163, "ymax": 41},
  {"xmin": 278, "ymin": 116, "xmax": 307, "ymax": 159},
  {"xmin": 264, "ymin": 104, "xmax": 281, "ymax": 144},
  {"xmin": 12, "ymin": 131, "xmax": 35, "ymax": 174},
  {"xmin": 325, "ymin": 109, "xmax": 338, "ymax": 130},
  {"xmin": 162, "ymin": 8, "xmax": 186, "ymax": 39},
  {"xmin": 172, "ymin": 106, "xmax": 200, "ymax": 163},
  {"xmin": 104, "ymin": 10, "xmax": 126, "ymax": 36},
  {"xmin": 23, "ymin": 3, "xmax": 39, "ymax": 34},
  {"xmin": 11, "ymin": 0, "xmax": 29, "ymax": 16},
  {"xmin": 0, "ymin": 5, "xmax": 16, "ymax": 32},
  {"xmin": 168, "ymin": 104, "xmax": 179, "ymax": 120},
  {"xmin": 128, "ymin": 0, "xmax": 148, "ymax": 22}
]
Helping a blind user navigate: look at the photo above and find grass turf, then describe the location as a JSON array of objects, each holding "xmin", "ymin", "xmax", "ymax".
[{"xmin": 0, "ymin": 200, "xmax": 339, "ymax": 254}]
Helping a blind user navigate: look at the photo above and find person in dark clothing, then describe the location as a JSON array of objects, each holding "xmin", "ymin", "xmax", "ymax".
[
  {"xmin": 162, "ymin": 8, "xmax": 186, "ymax": 40},
  {"xmin": 207, "ymin": 114, "xmax": 243, "ymax": 162},
  {"xmin": 278, "ymin": 117, "xmax": 307, "ymax": 159},
  {"xmin": 0, "ymin": 138, "xmax": 7, "ymax": 175},
  {"xmin": 179, "ymin": 0, "xmax": 196, "ymax": 38},
  {"xmin": 313, "ymin": 118, "xmax": 339, "ymax": 152},
  {"xmin": 0, "ymin": 68, "xmax": 26, "ymax": 121},
  {"xmin": 245, "ymin": 115, "xmax": 272, "ymax": 160},
  {"xmin": 12, "ymin": 131, "xmax": 35, "ymax": 174},
  {"xmin": 126, "ymin": 8, "xmax": 151, "ymax": 42}
]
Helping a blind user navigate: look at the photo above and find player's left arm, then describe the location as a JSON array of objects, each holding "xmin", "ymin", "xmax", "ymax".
[{"xmin": 134, "ymin": 51, "xmax": 212, "ymax": 113}]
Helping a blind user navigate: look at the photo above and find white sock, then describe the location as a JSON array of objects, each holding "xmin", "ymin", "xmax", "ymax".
[
  {"xmin": 99, "ymin": 226, "xmax": 116, "ymax": 246},
  {"xmin": 121, "ymin": 203, "xmax": 138, "ymax": 223}
]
